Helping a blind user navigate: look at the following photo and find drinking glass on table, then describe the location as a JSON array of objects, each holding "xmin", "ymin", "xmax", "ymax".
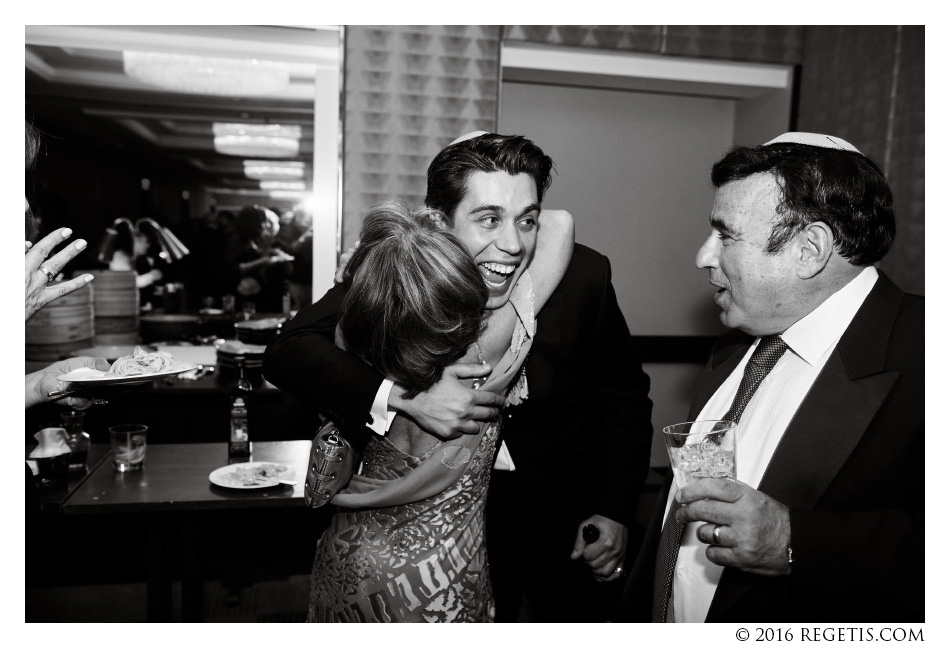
[
  {"xmin": 662, "ymin": 420, "xmax": 736, "ymax": 489},
  {"xmin": 110, "ymin": 424, "xmax": 148, "ymax": 472}
]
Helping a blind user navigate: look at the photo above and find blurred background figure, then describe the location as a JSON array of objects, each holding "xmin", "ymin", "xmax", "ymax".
[
  {"xmin": 273, "ymin": 207, "xmax": 310, "ymax": 253},
  {"xmin": 275, "ymin": 206, "xmax": 314, "ymax": 310},
  {"xmin": 25, "ymin": 122, "xmax": 94, "ymax": 323},
  {"xmin": 189, "ymin": 207, "xmax": 235, "ymax": 307},
  {"xmin": 108, "ymin": 227, "xmax": 164, "ymax": 310},
  {"xmin": 224, "ymin": 204, "xmax": 294, "ymax": 313}
]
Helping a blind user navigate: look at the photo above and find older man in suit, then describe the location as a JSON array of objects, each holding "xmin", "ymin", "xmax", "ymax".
[{"xmin": 620, "ymin": 132, "xmax": 924, "ymax": 622}]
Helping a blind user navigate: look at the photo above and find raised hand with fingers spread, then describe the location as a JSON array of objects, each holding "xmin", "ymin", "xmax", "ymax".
[{"xmin": 25, "ymin": 227, "xmax": 93, "ymax": 321}]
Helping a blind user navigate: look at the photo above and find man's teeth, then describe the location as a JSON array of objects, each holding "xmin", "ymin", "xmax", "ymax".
[{"xmin": 480, "ymin": 262, "xmax": 515, "ymax": 277}]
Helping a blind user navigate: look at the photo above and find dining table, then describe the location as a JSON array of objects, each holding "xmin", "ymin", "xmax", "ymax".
[
  {"xmin": 26, "ymin": 443, "xmax": 113, "ymax": 517},
  {"xmin": 25, "ymin": 339, "xmax": 322, "ymax": 448},
  {"xmin": 58, "ymin": 440, "xmax": 315, "ymax": 621}
]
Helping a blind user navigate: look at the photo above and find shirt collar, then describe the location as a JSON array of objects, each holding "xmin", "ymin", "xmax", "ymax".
[{"xmin": 780, "ymin": 266, "xmax": 879, "ymax": 366}]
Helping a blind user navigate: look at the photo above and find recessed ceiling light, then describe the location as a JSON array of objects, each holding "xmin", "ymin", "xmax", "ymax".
[{"xmin": 123, "ymin": 51, "xmax": 291, "ymax": 97}]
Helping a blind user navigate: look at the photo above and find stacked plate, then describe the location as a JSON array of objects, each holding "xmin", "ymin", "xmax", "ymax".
[
  {"xmin": 234, "ymin": 317, "xmax": 284, "ymax": 345},
  {"xmin": 88, "ymin": 270, "xmax": 139, "ymax": 345},
  {"xmin": 26, "ymin": 282, "xmax": 95, "ymax": 360},
  {"xmin": 215, "ymin": 340, "xmax": 267, "ymax": 383},
  {"xmin": 139, "ymin": 314, "xmax": 201, "ymax": 343}
]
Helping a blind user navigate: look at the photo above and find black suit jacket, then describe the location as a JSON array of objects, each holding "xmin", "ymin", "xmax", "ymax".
[
  {"xmin": 263, "ymin": 243, "xmax": 654, "ymax": 526},
  {"xmin": 499, "ymin": 243, "xmax": 653, "ymax": 523},
  {"xmin": 620, "ymin": 273, "xmax": 924, "ymax": 622}
]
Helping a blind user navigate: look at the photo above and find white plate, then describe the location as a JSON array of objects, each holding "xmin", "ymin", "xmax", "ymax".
[
  {"xmin": 208, "ymin": 462, "xmax": 294, "ymax": 489},
  {"xmin": 57, "ymin": 364, "xmax": 197, "ymax": 384}
]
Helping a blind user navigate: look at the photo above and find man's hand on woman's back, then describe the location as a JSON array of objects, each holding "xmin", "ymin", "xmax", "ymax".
[{"xmin": 389, "ymin": 363, "xmax": 504, "ymax": 440}]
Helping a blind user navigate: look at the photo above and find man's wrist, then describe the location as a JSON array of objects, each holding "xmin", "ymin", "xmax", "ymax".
[
  {"xmin": 387, "ymin": 383, "xmax": 410, "ymax": 415},
  {"xmin": 779, "ymin": 503, "xmax": 793, "ymax": 575}
]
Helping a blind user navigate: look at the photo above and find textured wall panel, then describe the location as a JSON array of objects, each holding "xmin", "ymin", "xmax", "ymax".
[
  {"xmin": 663, "ymin": 25, "xmax": 803, "ymax": 64},
  {"xmin": 798, "ymin": 26, "xmax": 924, "ymax": 295},
  {"xmin": 504, "ymin": 25, "xmax": 804, "ymax": 64},
  {"xmin": 879, "ymin": 26, "xmax": 925, "ymax": 295},
  {"xmin": 341, "ymin": 25, "xmax": 922, "ymax": 293},
  {"xmin": 503, "ymin": 25, "xmax": 664, "ymax": 52},
  {"xmin": 342, "ymin": 26, "xmax": 501, "ymax": 248}
]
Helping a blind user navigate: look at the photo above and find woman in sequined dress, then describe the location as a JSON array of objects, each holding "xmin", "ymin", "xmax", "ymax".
[{"xmin": 307, "ymin": 201, "xmax": 572, "ymax": 622}]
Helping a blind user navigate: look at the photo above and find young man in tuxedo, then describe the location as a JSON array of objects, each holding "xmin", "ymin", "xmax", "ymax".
[{"xmin": 264, "ymin": 132, "xmax": 654, "ymax": 622}]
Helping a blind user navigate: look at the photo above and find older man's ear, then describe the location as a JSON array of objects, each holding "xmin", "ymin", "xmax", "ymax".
[{"xmin": 795, "ymin": 221, "xmax": 836, "ymax": 280}]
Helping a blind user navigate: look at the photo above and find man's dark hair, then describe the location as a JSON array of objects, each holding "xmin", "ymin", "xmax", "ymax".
[
  {"xmin": 425, "ymin": 133, "xmax": 554, "ymax": 221},
  {"xmin": 711, "ymin": 142, "xmax": 895, "ymax": 265},
  {"xmin": 234, "ymin": 205, "xmax": 269, "ymax": 243}
]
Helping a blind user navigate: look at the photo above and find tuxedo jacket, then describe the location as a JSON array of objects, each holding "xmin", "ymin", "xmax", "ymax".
[
  {"xmin": 263, "ymin": 243, "xmax": 654, "ymax": 525},
  {"xmin": 619, "ymin": 273, "xmax": 924, "ymax": 622}
]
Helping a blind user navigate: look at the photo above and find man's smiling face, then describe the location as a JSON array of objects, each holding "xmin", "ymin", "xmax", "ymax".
[{"xmin": 449, "ymin": 170, "xmax": 539, "ymax": 310}]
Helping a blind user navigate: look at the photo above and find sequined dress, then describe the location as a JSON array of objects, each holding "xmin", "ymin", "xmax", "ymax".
[
  {"xmin": 307, "ymin": 276, "xmax": 535, "ymax": 623},
  {"xmin": 308, "ymin": 420, "xmax": 500, "ymax": 622}
]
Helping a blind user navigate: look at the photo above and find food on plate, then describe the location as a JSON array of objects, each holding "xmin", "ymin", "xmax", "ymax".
[
  {"xmin": 226, "ymin": 463, "xmax": 289, "ymax": 486},
  {"xmin": 108, "ymin": 346, "xmax": 191, "ymax": 376}
]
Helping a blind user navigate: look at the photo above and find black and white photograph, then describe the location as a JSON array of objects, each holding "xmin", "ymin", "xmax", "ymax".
[{"xmin": 19, "ymin": 14, "xmax": 931, "ymax": 634}]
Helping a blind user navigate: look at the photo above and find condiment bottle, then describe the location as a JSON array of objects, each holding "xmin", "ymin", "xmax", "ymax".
[
  {"xmin": 60, "ymin": 410, "xmax": 90, "ymax": 473},
  {"xmin": 228, "ymin": 356, "xmax": 252, "ymax": 458}
]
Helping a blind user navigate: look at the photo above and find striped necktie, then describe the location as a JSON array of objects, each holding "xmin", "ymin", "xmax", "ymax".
[{"xmin": 651, "ymin": 334, "xmax": 788, "ymax": 622}]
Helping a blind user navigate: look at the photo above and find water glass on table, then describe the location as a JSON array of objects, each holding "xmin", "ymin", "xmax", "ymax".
[
  {"xmin": 662, "ymin": 420, "xmax": 737, "ymax": 489},
  {"xmin": 109, "ymin": 424, "xmax": 148, "ymax": 472}
]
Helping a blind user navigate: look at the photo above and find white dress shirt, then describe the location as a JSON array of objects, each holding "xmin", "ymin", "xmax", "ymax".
[{"xmin": 667, "ymin": 266, "xmax": 879, "ymax": 622}]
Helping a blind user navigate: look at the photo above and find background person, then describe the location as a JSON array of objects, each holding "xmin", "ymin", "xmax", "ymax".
[
  {"xmin": 26, "ymin": 122, "xmax": 106, "ymax": 410},
  {"xmin": 25, "ymin": 122, "xmax": 110, "ymax": 535},
  {"xmin": 224, "ymin": 205, "xmax": 294, "ymax": 313},
  {"xmin": 108, "ymin": 228, "xmax": 164, "ymax": 310}
]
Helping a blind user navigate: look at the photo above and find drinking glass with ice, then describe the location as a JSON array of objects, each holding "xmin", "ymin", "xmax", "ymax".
[{"xmin": 662, "ymin": 420, "xmax": 736, "ymax": 488}]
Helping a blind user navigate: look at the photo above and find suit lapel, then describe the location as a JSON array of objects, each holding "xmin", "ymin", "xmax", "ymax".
[
  {"xmin": 707, "ymin": 272, "xmax": 906, "ymax": 621},
  {"xmin": 525, "ymin": 288, "xmax": 563, "ymax": 397},
  {"xmin": 757, "ymin": 352, "xmax": 898, "ymax": 507},
  {"xmin": 758, "ymin": 273, "xmax": 905, "ymax": 506}
]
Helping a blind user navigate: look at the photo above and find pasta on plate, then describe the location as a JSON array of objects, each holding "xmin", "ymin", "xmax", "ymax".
[{"xmin": 108, "ymin": 346, "xmax": 191, "ymax": 376}]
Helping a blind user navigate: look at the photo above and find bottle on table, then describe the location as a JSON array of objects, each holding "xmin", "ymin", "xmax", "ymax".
[
  {"xmin": 228, "ymin": 356, "xmax": 252, "ymax": 458},
  {"xmin": 60, "ymin": 410, "xmax": 90, "ymax": 474},
  {"xmin": 281, "ymin": 280, "xmax": 292, "ymax": 316}
]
